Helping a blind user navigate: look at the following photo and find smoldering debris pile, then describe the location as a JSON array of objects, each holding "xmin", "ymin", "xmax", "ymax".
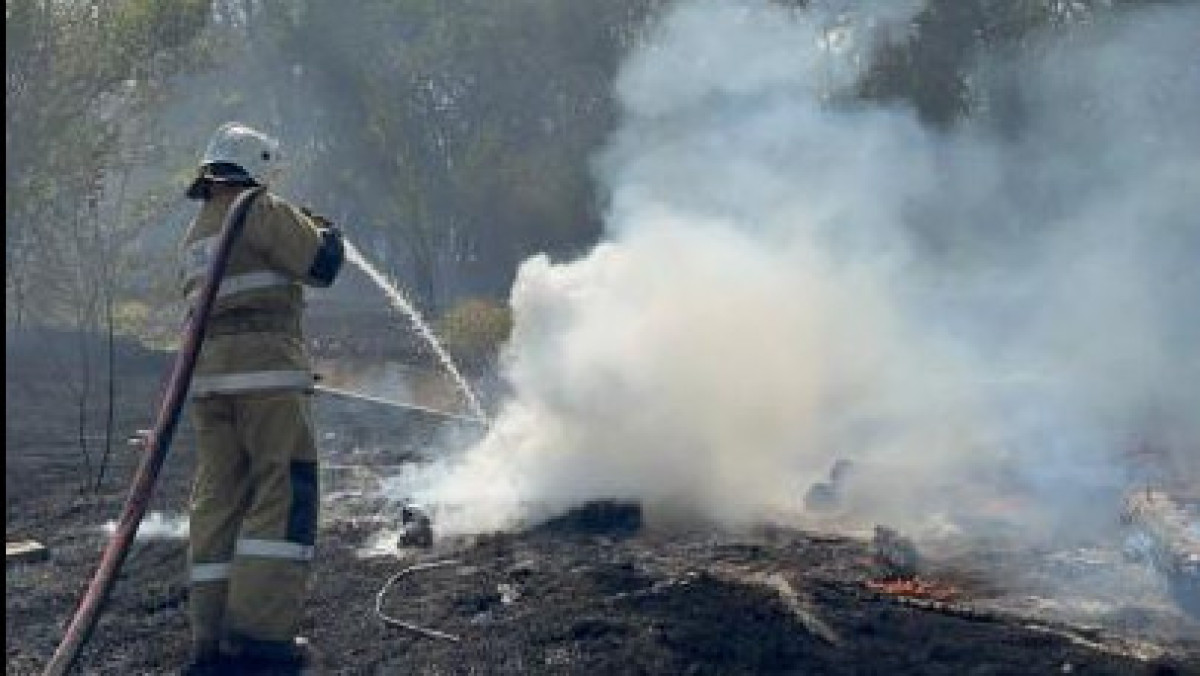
[{"xmin": 533, "ymin": 500, "xmax": 644, "ymax": 537}]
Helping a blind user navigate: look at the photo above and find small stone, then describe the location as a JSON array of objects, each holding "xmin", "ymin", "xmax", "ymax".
[
  {"xmin": 498, "ymin": 582, "xmax": 520, "ymax": 604},
  {"xmin": 6, "ymin": 540, "xmax": 49, "ymax": 565}
]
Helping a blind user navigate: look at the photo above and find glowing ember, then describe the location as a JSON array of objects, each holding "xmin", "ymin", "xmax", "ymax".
[{"xmin": 865, "ymin": 577, "xmax": 961, "ymax": 603}]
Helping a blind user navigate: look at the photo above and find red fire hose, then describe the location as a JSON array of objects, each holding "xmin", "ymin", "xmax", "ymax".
[{"xmin": 43, "ymin": 187, "xmax": 265, "ymax": 676}]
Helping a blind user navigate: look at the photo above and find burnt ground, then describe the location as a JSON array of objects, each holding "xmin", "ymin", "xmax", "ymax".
[{"xmin": 7, "ymin": 333, "xmax": 1200, "ymax": 675}]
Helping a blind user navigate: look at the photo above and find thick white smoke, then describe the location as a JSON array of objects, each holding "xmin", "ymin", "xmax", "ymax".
[{"xmin": 417, "ymin": 0, "xmax": 1200, "ymax": 540}]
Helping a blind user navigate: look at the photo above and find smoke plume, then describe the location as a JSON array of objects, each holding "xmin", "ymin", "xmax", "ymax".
[{"xmin": 418, "ymin": 0, "xmax": 1200, "ymax": 541}]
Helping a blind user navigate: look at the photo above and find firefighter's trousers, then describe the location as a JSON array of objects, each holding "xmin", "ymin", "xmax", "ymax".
[{"xmin": 187, "ymin": 390, "xmax": 319, "ymax": 657}]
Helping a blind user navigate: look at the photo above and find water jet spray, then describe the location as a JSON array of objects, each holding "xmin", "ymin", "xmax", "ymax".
[
  {"xmin": 343, "ymin": 241, "xmax": 489, "ymax": 424},
  {"xmin": 313, "ymin": 382, "xmax": 488, "ymax": 426}
]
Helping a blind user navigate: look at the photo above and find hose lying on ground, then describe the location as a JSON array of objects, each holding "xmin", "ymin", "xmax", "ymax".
[{"xmin": 375, "ymin": 559, "xmax": 463, "ymax": 642}]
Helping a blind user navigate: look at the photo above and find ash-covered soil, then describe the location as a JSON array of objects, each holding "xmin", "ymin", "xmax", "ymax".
[
  {"xmin": 9, "ymin": 500, "xmax": 1200, "ymax": 676},
  {"xmin": 7, "ymin": 337, "xmax": 1200, "ymax": 675}
]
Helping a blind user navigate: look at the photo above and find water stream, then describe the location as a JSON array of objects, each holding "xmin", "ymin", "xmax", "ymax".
[{"xmin": 344, "ymin": 241, "xmax": 488, "ymax": 423}]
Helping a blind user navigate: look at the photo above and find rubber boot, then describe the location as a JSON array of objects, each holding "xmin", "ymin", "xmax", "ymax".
[
  {"xmin": 179, "ymin": 643, "xmax": 231, "ymax": 676},
  {"xmin": 223, "ymin": 636, "xmax": 325, "ymax": 675}
]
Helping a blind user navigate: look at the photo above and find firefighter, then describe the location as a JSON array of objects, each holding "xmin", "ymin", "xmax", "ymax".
[{"xmin": 179, "ymin": 122, "xmax": 343, "ymax": 675}]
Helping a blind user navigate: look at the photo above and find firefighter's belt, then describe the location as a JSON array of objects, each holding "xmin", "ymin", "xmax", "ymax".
[{"xmin": 206, "ymin": 310, "xmax": 300, "ymax": 337}]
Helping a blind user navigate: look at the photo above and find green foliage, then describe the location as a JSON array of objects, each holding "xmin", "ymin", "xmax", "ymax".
[
  {"xmin": 859, "ymin": 0, "xmax": 1148, "ymax": 128},
  {"xmin": 6, "ymin": 0, "xmax": 212, "ymax": 329},
  {"xmin": 232, "ymin": 0, "xmax": 663, "ymax": 311},
  {"xmin": 435, "ymin": 297, "xmax": 513, "ymax": 372},
  {"xmin": 114, "ymin": 0, "xmax": 211, "ymax": 54}
]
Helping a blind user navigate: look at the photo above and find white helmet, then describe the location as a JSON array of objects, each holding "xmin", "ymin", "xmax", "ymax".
[{"xmin": 199, "ymin": 121, "xmax": 282, "ymax": 184}]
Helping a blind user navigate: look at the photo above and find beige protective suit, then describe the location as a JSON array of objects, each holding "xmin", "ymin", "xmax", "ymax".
[{"xmin": 180, "ymin": 188, "xmax": 340, "ymax": 659}]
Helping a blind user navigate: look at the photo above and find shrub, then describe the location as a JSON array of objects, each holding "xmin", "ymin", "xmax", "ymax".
[{"xmin": 435, "ymin": 297, "xmax": 513, "ymax": 373}]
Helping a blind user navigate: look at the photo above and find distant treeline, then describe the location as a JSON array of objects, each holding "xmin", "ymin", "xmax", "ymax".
[{"xmin": 6, "ymin": 0, "xmax": 1164, "ymax": 338}]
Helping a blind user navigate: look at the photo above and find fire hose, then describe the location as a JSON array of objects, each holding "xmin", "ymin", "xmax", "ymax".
[
  {"xmin": 43, "ymin": 187, "xmax": 266, "ymax": 676},
  {"xmin": 374, "ymin": 559, "xmax": 463, "ymax": 642}
]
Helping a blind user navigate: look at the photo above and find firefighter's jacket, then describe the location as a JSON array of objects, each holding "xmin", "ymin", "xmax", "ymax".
[{"xmin": 180, "ymin": 189, "xmax": 342, "ymax": 396}]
